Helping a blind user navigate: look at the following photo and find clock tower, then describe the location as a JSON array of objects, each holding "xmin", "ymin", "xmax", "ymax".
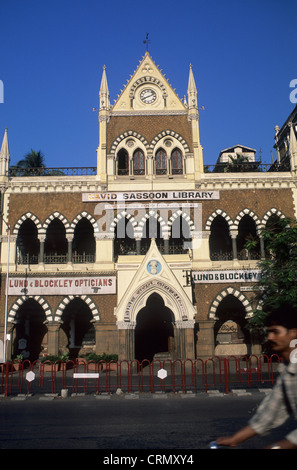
[{"xmin": 96, "ymin": 51, "xmax": 204, "ymax": 184}]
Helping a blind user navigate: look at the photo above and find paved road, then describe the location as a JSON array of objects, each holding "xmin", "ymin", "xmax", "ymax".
[{"xmin": 0, "ymin": 390, "xmax": 295, "ymax": 454}]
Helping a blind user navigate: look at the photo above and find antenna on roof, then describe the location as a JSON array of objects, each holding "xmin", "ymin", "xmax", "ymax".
[{"xmin": 143, "ymin": 33, "xmax": 151, "ymax": 52}]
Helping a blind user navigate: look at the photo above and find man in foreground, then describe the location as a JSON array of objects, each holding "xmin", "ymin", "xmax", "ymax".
[{"xmin": 216, "ymin": 303, "xmax": 297, "ymax": 449}]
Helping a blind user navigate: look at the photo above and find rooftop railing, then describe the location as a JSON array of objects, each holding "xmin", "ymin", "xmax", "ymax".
[
  {"xmin": 7, "ymin": 160, "xmax": 291, "ymax": 177},
  {"xmin": 203, "ymin": 161, "xmax": 291, "ymax": 173},
  {"xmin": 8, "ymin": 167, "xmax": 97, "ymax": 177}
]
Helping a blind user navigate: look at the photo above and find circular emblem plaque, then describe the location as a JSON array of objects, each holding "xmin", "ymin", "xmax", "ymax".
[{"xmin": 147, "ymin": 260, "xmax": 162, "ymax": 275}]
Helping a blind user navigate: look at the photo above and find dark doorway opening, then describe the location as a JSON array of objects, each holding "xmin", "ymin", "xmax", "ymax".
[
  {"xmin": 214, "ymin": 295, "xmax": 251, "ymax": 356},
  {"xmin": 60, "ymin": 298, "xmax": 94, "ymax": 359},
  {"xmin": 135, "ymin": 293, "xmax": 174, "ymax": 363},
  {"xmin": 13, "ymin": 299, "xmax": 47, "ymax": 361}
]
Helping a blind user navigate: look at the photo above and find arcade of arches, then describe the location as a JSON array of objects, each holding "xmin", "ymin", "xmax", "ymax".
[{"xmin": 7, "ymin": 291, "xmax": 256, "ymax": 362}]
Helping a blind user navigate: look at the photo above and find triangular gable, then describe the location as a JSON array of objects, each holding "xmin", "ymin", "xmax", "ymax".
[
  {"xmin": 112, "ymin": 52, "xmax": 186, "ymax": 113},
  {"xmin": 115, "ymin": 239, "xmax": 196, "ymax": 326}
]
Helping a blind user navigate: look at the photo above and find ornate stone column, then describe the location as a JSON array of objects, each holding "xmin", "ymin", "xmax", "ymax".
[
  {"xmin": 230, "ymin": 230, "xmax": 238, "ymax": 260},
  {"xmin": 45, "ymin": 321, "xmax": 62, "ymax": 356},
  {"xmin": 38, "ymin": 234, "xmax": 45, "ymax": 264},
  {"xmin": 116, "ymin": 321, "xmax": 136, "ymax": 361},
  {"xmin": 135, "ymin": 234, "xmax": 142, "ymax": 255},
  {"xmin": 93, "ymin": 321, "xmax": 119, "ymax": 356},
  {"xmin": 196, "ymin": 319, "xmax": 216, "ymax": 359},
  {"xmin": 66, "ymin": 233, "xmax": 74, "ymax": 264},
  {"xmin": 175, "ymin": 320, "xmax": 195, "ymax": 360}
]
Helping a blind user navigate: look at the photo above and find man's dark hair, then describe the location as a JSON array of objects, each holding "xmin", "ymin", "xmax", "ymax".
[{"xmin": 265, "ymin": 303, "xmax": 297, "ymax": 330}]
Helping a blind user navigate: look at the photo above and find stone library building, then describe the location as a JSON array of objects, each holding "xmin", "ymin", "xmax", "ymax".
[{"xmin": 0, "ymin": 52, "xmax": 296, "ymax": 363}]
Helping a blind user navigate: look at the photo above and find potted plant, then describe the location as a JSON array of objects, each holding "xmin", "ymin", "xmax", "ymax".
[
  {"xmin": 100, "ymin": 353, "xmax": 118, "ymax": 372},
  {"xmin": 40, "ymin": 354, "xmax": 60, "ymax": 372},
  {"xmin": 85, "ymin": 353, "xmax": 102, "ymax": 371},
  {"xmin": 58, "ymin": 352, "xmax": 71, "ymax": 371},
  {"xmin": 12, "ymin": 354, "xmax": 24, "ymax": 371}
]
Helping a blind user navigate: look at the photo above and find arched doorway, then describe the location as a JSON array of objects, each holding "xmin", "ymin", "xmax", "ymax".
[
  {"xmin": 214, "ymin": 295, "xmax": 251, "ymax": 356},
  {"xmin": 135, "ymin": 293, "xmax": 174, "ymax": 363},
  {"xmin": 60, "ymin": 298, "xmax": 95, "ymax": 359},
  {"xmin": 12, "ymin": 299, "xmax": 47, "ymax": 361}
]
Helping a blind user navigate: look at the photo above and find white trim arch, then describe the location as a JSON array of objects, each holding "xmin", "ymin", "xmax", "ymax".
[
  {"xmin": 168, "ymin": 210, "xmax": 195, "ymax": 237},
  {"xmin": 110, "ymin": 131, "xmax": 150, "ymax": 156},
  {"xmin": 71, "ymin": 211, "xmax": 99, "ymax": 236},
  {"xmin": 122, "ymin": 279, "xmax": 191, "ymax": 324},
  {"xmin": 150, "ymin": 130, "xmax": 190, "ymax": 155},
  {"xmin": 135, "ymin": 210, "xmax": 169, "ymax": 239},
  {"xmin": 54, "ymin": 295, "xmax": 100, "ymax": 322},
  {"xmin": 129, "ymin": 76, "xmax": 168, "ymax": 101},
  {"xmin": 205, "ymin": 209, "xmax": 233, "ymax": 232},
  {"xmin": 43, "ymin": 212, "xmax": 71, "ymax": 234},
  {"xmin": 109, "ymin": 211, "xmax": 138, "ymax": 238},
  {"xmin": 262, "ymin": 207, "xmax": 287, "ymax": 226},
  {"xmin": 234, "ymin": 209, "xmax": 262, "ymax": 234},
  {"xmin": 208, "ymin": 287, "xmax": 253, "ymax": 320},
  {"xmin": 8, "ymin": 295, "xmax": 53, "ymax": 323},
  {"xmin": 13, "ymin": 212, "xmax": 43, "ymax": 236}
]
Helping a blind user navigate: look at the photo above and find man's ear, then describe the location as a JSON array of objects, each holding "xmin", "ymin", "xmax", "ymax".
[
  {"xmin": 289, "ymin": 328, "xmax": 297, "ymax": 345},
  {"xmin": 291, "ymin": 328, "xmax": 297, "ymax": 341}
]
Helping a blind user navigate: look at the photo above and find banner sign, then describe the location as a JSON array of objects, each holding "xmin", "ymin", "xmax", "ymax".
[
  {"xmin": 192, "ymin": 269, "xmax": 261, "ymax": 283},
  {"xmin": 8, "ymin": 276, "xmax": 116, "ymax": 296},
  {"xmin": 83, "ymin": 191, "xmax": 220, "ymax": 202}
]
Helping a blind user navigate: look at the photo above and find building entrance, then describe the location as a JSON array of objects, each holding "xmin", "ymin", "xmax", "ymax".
[
  {"xmin": 60, "ymin": 298, "xmax": 95, "ymax": 359},
  {"xmin": 12, "ymin": 298, "xmax": 47, "ymax": 361},
  {"xmin": 135, "ymin": 293, "xmax": 174, "ymax": 363},
  {"xmin": 214, "ymin": 294, "xmax": 251, "ymax": 356}
]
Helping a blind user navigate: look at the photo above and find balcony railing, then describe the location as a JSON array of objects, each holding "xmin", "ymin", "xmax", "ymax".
[
  {"xmin": 72, "ymin": 253, "xmax": 95, "ymax": 264},
  {"xmin": 17, "ymin": 254, "xmax": 39, "ymax": 265},
  {"xmin": 237, "ymin": 249, "xmax": 261, "ymax": 260},
  {"xmin": 17, "ymin": 252, "xmax": 96, "ymax": 265},
  {"xmin": 203, "ymin": 161, "xmax": 291, "ymax": 173},
  {"xmin": 43, "ymin": 253, "xmax": 68, "ymax": 264},
  {"xmin": 210, "ymin": 251, "xmax": 233, "ymax": 261},
  {"xmin": 114, "ymin": 242, "xmax": 189, "ymax": 258},
  {"xmin": 8, "ymin": 167, "xmax": 97, "ymax": 177},
  {"xmin": 7, "ymin": 159, "xmax": 291, "ymax": 178}
]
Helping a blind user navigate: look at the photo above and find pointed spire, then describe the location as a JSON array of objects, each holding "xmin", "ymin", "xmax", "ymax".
[
  {"xmin": 187, "ymin": 64, "xmax": 198, "ymax": 109},
  {"xmin": 0, "ymin": 127, "xmax": 9, "ymax": 158},
  {"xmin": 188, "ymin": 64, "xmax": 197, "ymax": 92},
  {"xmin": 0, "ymin": 127, "xmax": 10, "ymax": 176},
  {"xmin": 99, "ymin": 65, "xmax": 110, "ymax": 110},
  {"xmin": 289, "ymin": 121, "xmax": 297, "ymax": 169}
]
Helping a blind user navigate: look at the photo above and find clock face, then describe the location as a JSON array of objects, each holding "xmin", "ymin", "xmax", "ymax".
[{"xmin": 140, "ymin": 88, "xmax": 157, "ymax": 104}]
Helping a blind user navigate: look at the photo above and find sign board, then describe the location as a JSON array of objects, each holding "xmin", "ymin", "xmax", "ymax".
[
  {"xmin": 26, "ymin": 371, "xmax": 35, "ymax": 382},
  {"xmin": 8, "ymin": 276, "xmax": 116, "ymax": 296},
  {"xmin": 157, "ymin": 369, "xmax": 168, "ymax": 380},
  {"xmin": 192, "ymin": 269, "xmax": 261, "ymax": 283},
  {"xmin": 83, "ymin": 191, "xmax": 220, "ymax": 202},
  {"xmin": 73, "ymin": 373, "xmax": 99, "ymax": 379}
]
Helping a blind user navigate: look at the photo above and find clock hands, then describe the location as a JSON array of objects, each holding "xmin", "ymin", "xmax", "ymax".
[{"xmin": 140, "ymin": 88, "xmax": 156, "ymax": 103}]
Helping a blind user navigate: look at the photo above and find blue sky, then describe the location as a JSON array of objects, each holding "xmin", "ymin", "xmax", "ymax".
[{"xmin": 0, "ymin": 0, "xmax": 296, "ymax": 168}]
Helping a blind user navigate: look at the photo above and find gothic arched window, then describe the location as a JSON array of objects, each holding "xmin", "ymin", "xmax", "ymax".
[
  {"xmin": 237, "ymin": 215, "xmax": 260, "ymax": 260},
  {"xmin": 16, "ymin": 219, "xmax": 40, "ymax": 264},
  {"xmin": 156, "ymin": 148, "xmax": 167, "ymax": 175},
  {"xmin": 171, "ymin": 148, "xmax": 183, "ymax": 175},
  {"xmin": 117, "ymin": 149, "xmax": 129, "ymax": 176},
  {"xmin": 72, "ymin": 218, "xmax": 95, "ymax": 263},
  {"xmin": 133, "ymin": 149, "xmax": 145, "ymax": 175},
  {"xmin": 209, "ymin": 215, "xmax": 232, "ymax": 260}
]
